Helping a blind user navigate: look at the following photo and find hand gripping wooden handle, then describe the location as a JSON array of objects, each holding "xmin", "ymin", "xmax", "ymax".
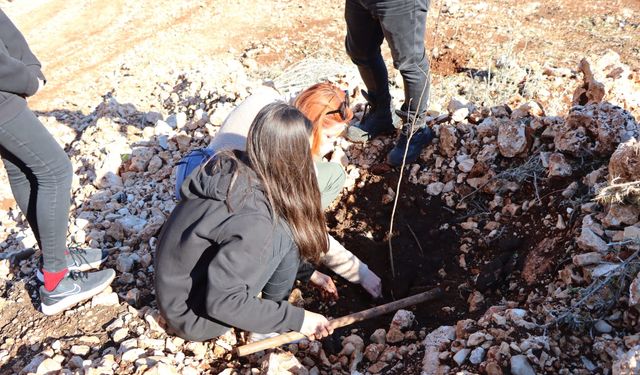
[{"xmin": 235, "ymin": 287, "xmax": 443, "ymax": 356}]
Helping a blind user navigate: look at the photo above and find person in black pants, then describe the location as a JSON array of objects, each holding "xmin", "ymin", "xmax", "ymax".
[
  {"xmin": 0, "ymin": 10, "xmax": 114, "ymax": 315},
  {"xmin": 344, "ymin": 0, "xmax": 434, "ymax": 166}
]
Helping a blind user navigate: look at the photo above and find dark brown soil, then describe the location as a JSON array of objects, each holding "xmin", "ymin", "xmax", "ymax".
[{"xmin": 300, "ymin": 150, "xmax": 608, "ymax": 372}]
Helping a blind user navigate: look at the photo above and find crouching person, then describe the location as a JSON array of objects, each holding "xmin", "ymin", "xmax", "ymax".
[{"xmin": 155, "ymin": 103, "xmax": 334, "ymax": 341}]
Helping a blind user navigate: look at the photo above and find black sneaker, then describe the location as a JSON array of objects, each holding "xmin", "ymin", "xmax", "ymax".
[
  {"xmin": 40, "ymin": 269, "xmax": 116, "ymax": 315},
  {"xmin": 345, "ymin": 91, "xmax": 395, "ymax": 143},
  {"xmin": 36, "ymin": 247, "xmax": 108, "ymax": 282},
  {"xmin": 386, "ymin": 126, "xmax": 434, "ymax": 166}
]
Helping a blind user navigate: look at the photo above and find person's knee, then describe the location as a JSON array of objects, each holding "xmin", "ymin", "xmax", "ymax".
[
  {"xmin": 345, "ymin": 39, "xmax": 379, "ymax": 67},
  {"xmin": 53, "ymin": 155, "xmax": 73, "ymax": 187},
  {"xmin": 330, "ymin": 163, "xmax": 347, "ymax": 190},
  {"xmin": 397, "ymin": 54, "xmax": 424, "ymax": 74},
  {"xmin": 319, "ymin": 162, "xmax": 346, "ymax": 209}
]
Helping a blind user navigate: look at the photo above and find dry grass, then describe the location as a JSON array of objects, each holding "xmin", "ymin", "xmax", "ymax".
[
  {"xmin": 272, "ymin": 57, "xmax": 360, "ymax": 95},
  {"xmin": 595, "ymin": 177, "xmax": 640, "ymax": 206},
  {"xmin": 545, "ymin": 242, "xmax": 640, "ymax": 331}
]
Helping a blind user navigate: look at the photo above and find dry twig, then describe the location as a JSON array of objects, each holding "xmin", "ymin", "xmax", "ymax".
[{"xmin": 387, "ymin": 0, "xmax": 443, "ymax": 279}]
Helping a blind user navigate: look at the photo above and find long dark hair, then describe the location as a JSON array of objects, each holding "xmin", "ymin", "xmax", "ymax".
[{"xmin": 211, "ymin": 102, "xmax": 329, "ymax": 263}]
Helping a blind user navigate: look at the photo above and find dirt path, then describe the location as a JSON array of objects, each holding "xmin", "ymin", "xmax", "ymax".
[
  {"xmin": 3, "ymin": 0, "xmax": 639, "ymax": 114},
  {"xmin": 2, "ymin": 0, "xmax": 345, "ymax": 112}
]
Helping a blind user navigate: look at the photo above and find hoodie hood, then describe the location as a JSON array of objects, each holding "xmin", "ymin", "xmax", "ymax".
[{"xmin": 180, "ymin": 153, "xmax": 266, "ymax": 209}]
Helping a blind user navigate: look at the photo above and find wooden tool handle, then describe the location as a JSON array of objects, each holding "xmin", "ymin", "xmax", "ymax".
[{"xmin": 235, "ymin": 287, "xmax": 443, "ymax": 356}]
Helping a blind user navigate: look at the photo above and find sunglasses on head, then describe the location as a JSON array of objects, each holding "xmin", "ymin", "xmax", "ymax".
[{"xmin": 325, "ymin": 90, "xmax": 350, "ymax": 121}]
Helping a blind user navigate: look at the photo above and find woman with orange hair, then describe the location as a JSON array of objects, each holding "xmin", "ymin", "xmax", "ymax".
[{"xmin": 176, "ymin": 82, "xmax": 382, "ymax": 300}]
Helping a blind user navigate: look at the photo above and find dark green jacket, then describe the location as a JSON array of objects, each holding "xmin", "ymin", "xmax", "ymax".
[{"xmin": 0, "ymin": 9, "xmax": 45, "ymax": 124}]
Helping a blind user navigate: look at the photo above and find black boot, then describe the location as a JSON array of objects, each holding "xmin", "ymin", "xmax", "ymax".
[
  {"xmin": 386, "ymin": 108, "xmax": 434, "ymax": 166},
  {"xmin": 346, "ymin": 90, "xmax": 395, "ymax": 143}
]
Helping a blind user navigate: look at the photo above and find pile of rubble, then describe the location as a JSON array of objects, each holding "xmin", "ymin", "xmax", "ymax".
[{"xmin": 1, "ymin": 50, "xmax": 640, "ymax": 374}]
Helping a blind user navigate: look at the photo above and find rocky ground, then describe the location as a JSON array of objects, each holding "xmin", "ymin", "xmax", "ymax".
[{"xmin": 2, "ymin": 1, "xmax": 640, "ymax": 374}]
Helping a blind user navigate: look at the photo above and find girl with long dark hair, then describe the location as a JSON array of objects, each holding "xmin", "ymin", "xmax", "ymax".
[
  {"xmin": 155, "ymin": 103, "xmax": 335, "ymax": 341},
  {"xmin": 176, "ymin": 82, "xmax": 383, "ymax": 300}
]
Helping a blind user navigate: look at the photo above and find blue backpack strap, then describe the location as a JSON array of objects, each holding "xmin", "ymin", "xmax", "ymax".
[{"xmin": 174, "ymin": 148, "xmax": 215, "ymax": 200}]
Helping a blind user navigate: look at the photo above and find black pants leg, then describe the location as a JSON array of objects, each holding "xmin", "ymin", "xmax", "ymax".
[
  {"xmin": 262, "ymin": 246, "xmax": 315, "ymax": 302},
  {"xmin": 345, "ymin": 0, "xmax": 390, "ymax": 99},
  {"xmin": 345, "ymin": 0, "xmax": 431, "ymax": 117},
  {"xmin": 0, "ymin": 107, "xmax": 72, "ymax": 273}
]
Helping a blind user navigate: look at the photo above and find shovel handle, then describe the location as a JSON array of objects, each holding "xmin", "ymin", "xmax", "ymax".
[{"xmin": 235, "ymin": 287, "xmax": 443, "ymax": 356}]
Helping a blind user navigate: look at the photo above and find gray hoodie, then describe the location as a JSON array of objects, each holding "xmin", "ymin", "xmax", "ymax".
[
  {"xmin": 154, "ymin": 154, "xmax": 305, "ymax": 341},
  {"xmin": 0, "ymin": 9, "xmax": 45, "ymax": 124}
]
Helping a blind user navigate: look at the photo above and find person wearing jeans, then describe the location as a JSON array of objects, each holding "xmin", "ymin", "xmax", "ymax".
[
  {"xmin": 0, "ymin": 10, "xmax": 114, "ymax": 315},
  {"xmin": 344, "ymin": 0, "xmax": 434, "ymax": 166}
]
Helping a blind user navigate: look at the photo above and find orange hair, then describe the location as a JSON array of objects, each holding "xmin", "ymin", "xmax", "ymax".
[{"xmin": 293, "ymin": 83, "xmax": 354, "ymax": 157}]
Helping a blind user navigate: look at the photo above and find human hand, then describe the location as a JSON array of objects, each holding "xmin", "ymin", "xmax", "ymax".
[
  {"xmin": 309, "ymin": 271, "xmax": 338, "ymax": 301},
  {"xmin": 300, "ymin": 310, "xmax": 333, "ymax": 341},
  {"xmin": 360, "ymin": 269, "xmax": 382, "ymax": 299}
]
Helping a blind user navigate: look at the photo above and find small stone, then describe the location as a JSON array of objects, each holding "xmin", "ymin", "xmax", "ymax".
[
  {"xmin": 185, "ymin": 342, "xmax": 207, "ymax": 359},
  {"xmin": 630, "ymin": 273, "xmax": 640, "ymax": 306},
  {"xmin": 594, "ymin": 320, "xmax": 613, "ymax": 334},
  {"xmin": 386, "ymin": 328, "xmax": 405, "ymax": 344},
  {"xmin": 117, "ymin": 215, "xmax": 148, "ymax": 235},
  {"xmin": 391, "ymin": 309, "xmax": 415, "ymax": 330},
  {"xmin": 427, "ymin": 182, "xmax": 445, "ymax": 196},
  {"xmin": 603, "ymin": 204, "xmax": 640, "ymax": 228},
  {"xmin": 154, "ymin": 120, "xmax": 173, "ymax": 135},
  {"xmin": 562, "ymin": 181, "xmax": 579, "ymax": 198},
  {"xmin": 453, "ymin": 348, "xmax": 471, "ymax": 365},
  {"xmin": 144, "ymin": 111, "xmax": 163, "ymax": 124},
  {"xmin": 68, "ymin": 356, "xmax": 84, "ymax": 369},
  {"xmin": 147, "ymin": 155, "xmax": 163, "ymax": 173},
  {"xmin": 36, "ymin": 358, "xmax": 62, "ymax": 374},
  {"xmin": 485, "ymin": 361, "xmax": 504, "ymax": 375},
  {"xmin": 548, "ymin": 152, "xmax": 572, "ymax": 177},
  {"xmin": 145, "ymin": 310, "xmax": 166, "ymax": 334},
  {"xmin": 624, "ymin": 226, "xmax": 640, "ymax": 241},
  {"xmin": 125, "ymin": 288, "xmax": 140, "ymax": 306},
  {"xmin": 370, "ymin": 329, "xmax": 386, "ymax": 345},
  {"xmin": 166, "ymin": 112, "xmax": 187, "ymax": 129},
  {"xmin": 112, "ymin": 328, "xmax": 129, "ymax": 343},
  {"xmin": 262, "ymin": 352, "xmax": 308, "ymax": 375},
  {"xmin": 492, "ymin": 313, "xmax": 507, "ymax": 326},
  {"xmin": 467, "ymin": 332, "xmax": 486, "ymax": 346},
  {"xmin": 510, "ymin": 354, "xmax": 535, "ymax": 375},
  {"xmin": 573, "ymin": 252, "xmax": 603, "ymax": 266},
  {"xmin": 469, "ymin": 347, "xmax": 485, "ymax": 365},
  {"xmin": 467, "ymin": 291, "xmax": 485, "ymax": 312},
  {"xmin": 364, "ymin": 343, "xmax": 385, "ymax": 362},
  {"xmin": 497, "ymin": 119, "xmax": 529, "ymax": 158},
  {"xmin": 91, "ymin": 292, "xmax": 119, "ymax": 307},
  {"xmin": 119, "ymin": 338, "xmax": 138, "ymax": 353},
  {"xmin": 457, "ymin": 158, "xmax": 475, "ymax": 173},
  {"xmin": 576, "ymin": 228, "xmax": 608, "ymax": 253},
  {"xmin": 367, "ymin": 361, "xmax": 388, "ymax": 374},
  {"xmin": 455, "ymin": 319, "xmax": 476, "ymax": 339},
  {"xmin": 556, "ymin": 214, "xmax": 567, "ymax": 230},
  {"xmin": 439, "ymin": 125, "xmax": 458, "ymax": 157},
  {"xmin": 144, "ymin": 363, "xmax": 180, "ymax": 375},
  {"xmin": 70, "ymin": 345, "xmax": 90, "ymax": 356},
  {"xmin": 121, "ymin": 348, "xmax": 146, "ymax": 362}
]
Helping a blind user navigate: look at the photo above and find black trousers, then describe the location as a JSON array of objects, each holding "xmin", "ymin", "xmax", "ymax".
[
  {"xmin": 0, "ymin": 106, "xmax": 72, "ymax": 273},
  {"xmin": 345, "ymin": 0, "xmax": 431, "ymax": 117}
]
